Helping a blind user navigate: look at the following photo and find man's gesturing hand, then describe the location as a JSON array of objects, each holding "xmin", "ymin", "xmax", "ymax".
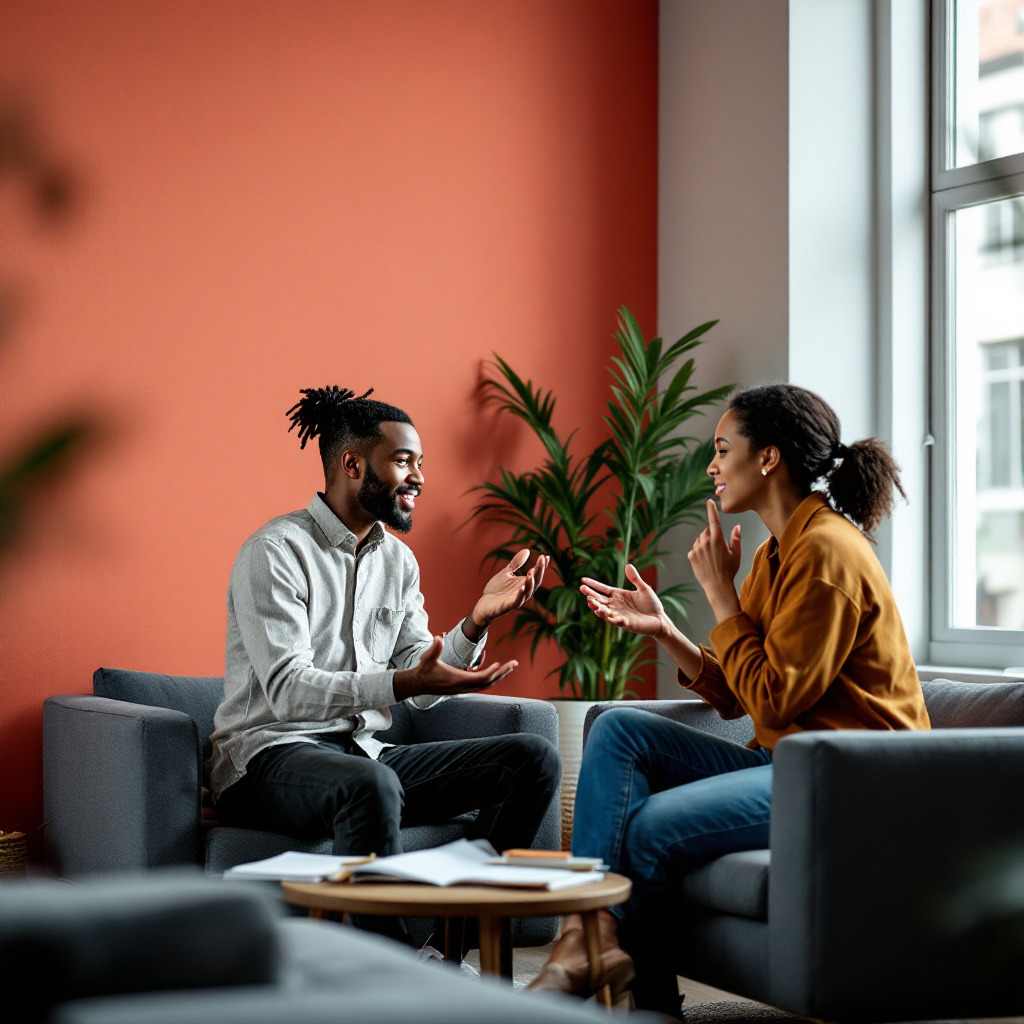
[
  {"xmin": 392, "ymin": 636, "xmax": 518, "ymax": 701},
  {"xmin": 467, "ymin": 549, "xmax": 549, "ymax": 635}
]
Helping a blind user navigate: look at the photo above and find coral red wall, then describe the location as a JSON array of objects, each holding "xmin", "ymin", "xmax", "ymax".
[{"xmin": 0, "ymin": 0, "xmax": 657, "ymax": 845}]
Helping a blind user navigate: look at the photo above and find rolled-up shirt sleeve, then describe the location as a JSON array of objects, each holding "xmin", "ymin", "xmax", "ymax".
[
  {"xmin": 388, "ymin": 550, "xmax": 488, "ymax": 710},
  {"xmin": 232, "ymin": 538, "xmax": 396, "ymax": 719},
  {"xmin": 678, "ymin": 646, "xmax": 747, "ymax": 719}
]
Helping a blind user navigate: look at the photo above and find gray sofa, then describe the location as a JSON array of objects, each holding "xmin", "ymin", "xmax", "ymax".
[
  {"xmin": 43, "ymin": 668, "xmax": 560, "ymax": 947},
  {"xmin": 583, "ymin": 677, "xmax": 1024, "ymax": 1022},
  {"xmin": 1, "ymin": 873, "xmax": 657, "ymax": 1024}
]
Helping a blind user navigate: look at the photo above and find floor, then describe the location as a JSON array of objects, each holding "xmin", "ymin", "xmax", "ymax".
[
  {"xmin": 465, "ymin": 943, "xmax": 1024, "ymax": 1024},
  {"xmin": 464, "ymin": 941, "xmax": 751, "ymax": 1001}
]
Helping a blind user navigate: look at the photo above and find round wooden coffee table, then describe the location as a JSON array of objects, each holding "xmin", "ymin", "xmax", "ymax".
[{"xmin": 282, "ymin": 873, "xmax": 631, "ymax": 1006}]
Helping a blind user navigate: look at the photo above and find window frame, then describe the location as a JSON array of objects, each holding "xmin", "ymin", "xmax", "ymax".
[{"xmin": 931, "ymin": 0, "xmax": 1024, "ymax": 667}]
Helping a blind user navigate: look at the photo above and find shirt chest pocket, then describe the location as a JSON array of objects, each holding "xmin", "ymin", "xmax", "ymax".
[{"xmin": 369, "ymin": 607, "xmax": 406, "ymax": 664}]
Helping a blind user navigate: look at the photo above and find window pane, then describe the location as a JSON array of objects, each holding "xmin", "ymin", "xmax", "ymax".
[
  {"xmin": 987, "ymin": 380, "xmax": 1012, "ymax": 484},
  {"xmin": 954, "ymin": 0, "xmax": 1024, "ymax": 167},
  {"xmin": 976, "ymin": 511, "xmax": 1024, "ymax": 624},
  {"xmin": 952, "ymin": 199, "xmax": 1024, "ymax": 627}
]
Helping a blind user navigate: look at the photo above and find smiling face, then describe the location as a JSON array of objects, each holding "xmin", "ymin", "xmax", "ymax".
[
  {"xmin": 356, "ymin": 420, "xmax": 425, "ymax": 533},
  {"xmin": 707, "ymin": 408, "xmax": 776, "ymax": 514}
]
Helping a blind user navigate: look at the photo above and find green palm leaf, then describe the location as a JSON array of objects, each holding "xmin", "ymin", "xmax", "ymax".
[{"xmin": 468, "ymin": 306, "xmax": 730, "ymax": 700}]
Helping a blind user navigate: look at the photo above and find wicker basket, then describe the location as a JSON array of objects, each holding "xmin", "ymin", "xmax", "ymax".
[{"xmin": 0, "ymin": 831, "xmax": 28, "ymax": 877}]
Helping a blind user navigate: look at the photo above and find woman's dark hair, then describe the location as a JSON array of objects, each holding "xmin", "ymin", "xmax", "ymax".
[
  {"xmin": 286, "ymin": 386, "xmax": 413, "ymax": 481},
  {"xmin": 727, "ymin": 383, "xmax": 904, "ymax": 538}
]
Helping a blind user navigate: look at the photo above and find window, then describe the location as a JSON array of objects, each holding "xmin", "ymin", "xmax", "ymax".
[
  {"xmin": 952, "ymin": 0, "xmax": 1024, "ymax": 166},
  {"xmin": 933, "ymin": 0, "xmax": 1024, "ymax": 665}
]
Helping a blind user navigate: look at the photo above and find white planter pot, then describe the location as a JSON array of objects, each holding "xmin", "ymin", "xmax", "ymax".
[{"xmin": 549, "ymin": 699, "xmax": 603, "ymax": 850}]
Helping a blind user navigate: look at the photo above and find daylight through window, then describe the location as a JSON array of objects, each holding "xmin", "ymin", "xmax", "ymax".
[{"xmin": 934, "ymin": 0, "xmax": 1024, "ymax": 660}]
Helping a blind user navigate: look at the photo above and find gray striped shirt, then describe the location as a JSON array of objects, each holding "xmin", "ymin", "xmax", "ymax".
[{"xmin": 209, "ymin": 494, "xmax": 487, "ymax": 798}]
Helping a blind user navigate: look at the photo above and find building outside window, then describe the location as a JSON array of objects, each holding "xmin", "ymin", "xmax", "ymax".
[{"xmin": 934, "ymin": 0, "xmax": 1024, "ymax": 663}]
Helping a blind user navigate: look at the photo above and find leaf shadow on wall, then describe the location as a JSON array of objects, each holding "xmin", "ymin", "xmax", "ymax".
[{"xmin": 0, "ymin": 88, "xmax": 112, "ymax": 852}]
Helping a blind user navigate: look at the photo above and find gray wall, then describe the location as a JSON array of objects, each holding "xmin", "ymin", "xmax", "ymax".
[
  {"xmin": 657, "ymin": 0, "xmax": 788, "ymax": 695},
  {"xmin": 657, "ymin": 0, "xmax": 928, "ymax": 696}
]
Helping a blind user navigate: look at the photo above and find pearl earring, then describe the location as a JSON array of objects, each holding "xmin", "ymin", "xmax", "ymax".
[{"xmin": 761, "ymin": 469, "xmax": 768, "ymax": 477}]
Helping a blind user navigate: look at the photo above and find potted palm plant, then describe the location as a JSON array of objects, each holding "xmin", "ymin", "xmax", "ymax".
[{"xmin": 470, "ymin": 306, "xmax": 729, "ymax": 846}]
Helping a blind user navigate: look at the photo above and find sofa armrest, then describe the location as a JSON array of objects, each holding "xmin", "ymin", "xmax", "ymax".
[
  {"xmin": 769, "ymin": 728, "xmax": 1024, "ymax": 1022},
  {"xmin": 406, "ymin": 695, "xmax": 560, "ymax": 852},
  {"xmin": 583, "ymin": 700, "xmax": 754, "ymax": 750},
  {"xmin": 43, "ymin": 695, "xmax": 202, "ymax": 876}
]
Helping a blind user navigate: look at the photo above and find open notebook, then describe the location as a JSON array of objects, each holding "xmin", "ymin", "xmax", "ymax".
[
  {"xmin": 225, "ymin": 852, "xmax": 375, "ymax": 882},
  {"xmin": 347, "ymin": 839, "xmax": 604, "ymax": 891},
  {"xmin": 226, "ymin": 840, "xmax": 604, "ymax": 891}
]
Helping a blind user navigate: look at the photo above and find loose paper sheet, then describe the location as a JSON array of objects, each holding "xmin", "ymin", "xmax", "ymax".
[{"xmin": 225, "ymin": 851, "xmax": 371, "ymax": 882}]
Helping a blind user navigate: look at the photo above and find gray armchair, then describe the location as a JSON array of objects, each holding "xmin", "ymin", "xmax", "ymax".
[
  {"xmin": 43, "ymin": 668, "xmax": 560, "ymax": 946},
  {"xmin": 583, "ymin": 678, "xmax": 1024, "ymax": 1022}
]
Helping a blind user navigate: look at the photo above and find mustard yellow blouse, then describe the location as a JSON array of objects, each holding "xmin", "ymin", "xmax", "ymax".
[{"xmin": 681, "ymin": 491, "xmax": 930, "ymax": 750}]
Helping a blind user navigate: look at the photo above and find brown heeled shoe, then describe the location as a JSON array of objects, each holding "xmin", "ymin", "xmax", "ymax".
[
  {"xmin": 599, "ymin": 946, "xmax": 635, "ymax": 1001},
  {"xmin": 526, "ymin": 961, "xmax": 590, "ymax": 996},
  {"xmin": 526, "ymin": 948, "xmax": 635, "ymax": 1001}
]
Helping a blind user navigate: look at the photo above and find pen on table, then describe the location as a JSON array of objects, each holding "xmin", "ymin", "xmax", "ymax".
[{"xmin": 327, "ymin": 853, "xmax": 376, "ymax": 882}]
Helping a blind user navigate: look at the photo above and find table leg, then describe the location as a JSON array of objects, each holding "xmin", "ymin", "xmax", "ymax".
[
  {"xmin": 581, "ymin": 910, "xmax": 612, "ymax": 1010},
  {"xmin": 307, "ymin": 907, "xmax": 328, "ymax": 921},
  {"xmin": 478, "ymin": 916, "xmax": 503, "ymax": 976}
]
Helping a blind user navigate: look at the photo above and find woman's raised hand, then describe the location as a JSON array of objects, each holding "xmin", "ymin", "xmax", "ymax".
[
  {"xmin": 688, "ymin": 499, "xmax": 742, "ymax": 622},
  {"xmin": 579, "ymin": 564, "xmax": 667, "ymax": 637}
]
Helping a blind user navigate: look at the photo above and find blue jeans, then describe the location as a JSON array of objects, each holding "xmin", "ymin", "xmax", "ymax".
[{"xmin": 571, "ymin": 708, "xmax": 772, "ymax": 1015}]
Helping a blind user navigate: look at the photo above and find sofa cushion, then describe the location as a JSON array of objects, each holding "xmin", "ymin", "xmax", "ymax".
[
  {"xmin": 205, "ymin": 828, "xmax": 334, "ymax": 873},
  {"xmin": 93, "ymin": 668, "xmax": 224, "ymax": 762},
  {"xmin": 374, "ymin": 701, "xmax": 415, "ymax": 745},
  {"xmin": 681, "ymin": 849, "xmax": 770, "ymax": 920},
  {"xmin": 921, "ymin": 678, "xmax": 1024, "ymax": 728},
  {"xmin": 398, "ymin": 816, "xmax": 477, "ymax": 852}
]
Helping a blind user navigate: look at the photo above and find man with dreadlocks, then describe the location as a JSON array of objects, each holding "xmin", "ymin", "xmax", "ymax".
[{"xmin": 209, "ymin": 386, "xmax": 559, "ymax": 943}]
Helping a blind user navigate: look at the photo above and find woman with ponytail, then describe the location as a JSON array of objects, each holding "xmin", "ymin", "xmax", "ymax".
[{"xmin": 528, "ymin": 384, "xmax": 930, "ymax": 1016}]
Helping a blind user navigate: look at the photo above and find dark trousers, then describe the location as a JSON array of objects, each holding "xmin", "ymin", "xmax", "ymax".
[{"xmin": 217, "ymin": 732, "xmax": 561, "ymax": 946}]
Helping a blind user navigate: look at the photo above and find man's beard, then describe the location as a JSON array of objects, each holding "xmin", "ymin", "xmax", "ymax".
[{"xmin": 357, "ymin": 463, "xmax": 415, "ymax": 534}]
